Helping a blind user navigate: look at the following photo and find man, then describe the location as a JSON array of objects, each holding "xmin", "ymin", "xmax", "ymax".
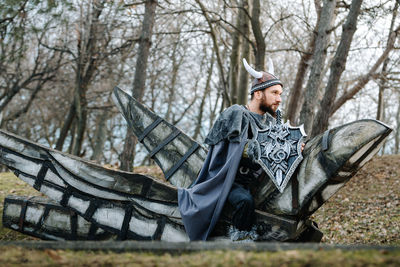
[{"xmin": 178, "ymin": 59, "xmax": 285, "ymax": 241}]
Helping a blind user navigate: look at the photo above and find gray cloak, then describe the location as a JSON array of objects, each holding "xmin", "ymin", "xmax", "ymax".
[{"xmin": 178, "ymin": 105, "xmax": 273, "ymax": 240}]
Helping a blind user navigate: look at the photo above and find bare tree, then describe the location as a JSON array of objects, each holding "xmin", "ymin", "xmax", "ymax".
[
  {"xmin": 229, "ymin": 2, "xmax": 243, "ymax": 104},
  {"xmin": 285, "ymin": 0, "xmax": 322, "ymax": 124},
  {"xmin": 90, "ymin": 109, "xmax": 109, "ymax": 161},
  {"xmin": 72, "ymin": 0, "xmax": 107, "ymax": 155},
  {"xmin": 0, "ymin": 2, "xmax": 64, "ymax": 122},
  {"xmin": 56, "ymin": 0, "xmax": 107, "ymax": 154},
  {"xmin": 299, "ymin": 0, "xmax": 337, "ymax": 134},
  {"xmin": 194, "ymin": 49, "xmax": 215, "ymax": 140},
  {"xmin": 55, "ymin": 1, "xmax": 138, "ymax": 155},
  {"xmin": 195, "ymin": 0, "xmax": 230, "ymax": 107},
  {"xmin": 395, "ymin": 94, "xmax": 400, "ymax": 154},
  {"xmin": 237, "ymin": 0, "xmax": 250, "ymax": 105},
  {"xmin": 250, "ymin": 0, "xmax": 265, "ymax": 70},
  {"xmin": 311, "ymin": 0, "xmax": 364, "ymax": 136},
  {"xmin": 120, "ymin": 0, "xmax": 157, "ymax": 172},
  {"xmin": 377, "ymin": 2, "xmax": 399, "ymax": 121},
  {"xmin": 2, "ymin": 0, "xmax": 400, "ymax": 162},
  {"xmin": 165, "ymin": 34, "xmax": 186, "ymax": 122},
  {"xmin": 330, "ymin": 25, "xmax": 400, "ymax": 117}
]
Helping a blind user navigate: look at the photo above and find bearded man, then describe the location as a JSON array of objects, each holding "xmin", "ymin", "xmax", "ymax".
[{"xmin": 178, "ymin": 59, "xmax": 290, "ymax": 242}]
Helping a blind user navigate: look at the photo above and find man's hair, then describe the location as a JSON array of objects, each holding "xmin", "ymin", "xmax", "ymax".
[{"xmin": 250, "ymin": 88, "xmax": 265, "ymax": 100}]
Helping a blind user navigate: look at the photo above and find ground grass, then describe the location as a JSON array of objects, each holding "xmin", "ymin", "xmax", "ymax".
[
  {"xmin": 0, "ymin": 172, "xmax": 42, "ymax": 241},
  {"xmin": 0, "ymin": 155, "xmax": 399, "ymax": 265},
  {"xmin": 0, "ymin": 248, "xmax": 399, "ymax": 266}
]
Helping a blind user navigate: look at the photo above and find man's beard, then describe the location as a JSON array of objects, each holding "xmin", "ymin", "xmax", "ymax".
[{"xmin": 259, "ymin": 103, "xmax": 276, "ymax": 117}]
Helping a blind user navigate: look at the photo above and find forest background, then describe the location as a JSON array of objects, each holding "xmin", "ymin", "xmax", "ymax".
[{"xmin": 1, "ymin": 0, "xmax": 399, "ymax": 171}]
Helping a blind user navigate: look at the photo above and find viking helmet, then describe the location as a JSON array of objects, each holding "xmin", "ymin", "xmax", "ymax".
[{"xmin": 243, "ymin": 58, "xmax": 283, "ymax": 94}]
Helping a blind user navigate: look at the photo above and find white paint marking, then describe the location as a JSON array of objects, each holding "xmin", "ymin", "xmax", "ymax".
[
  {"xmin": 129, "ymin": 216, "xmax": 157, "ymax": 237},
  {"xmin": 4, "ymin": 203, "xmax": 21, "ymax": 218},
  {"xmin": 40, "ymin": 185, "xmax": 63, "ymax": 202},
  {"xmin": 44, "ymin": 169, "xmax": 66, "ymax": 187},
  {"xmin": 68, "ymin": 196, "xmax": 90, "ymax": 214},
  {"xmin": 25, "ymin": 206, "xmax": 45, "ymax": 224},
  {"xmin": 160, "ymin": 225, "xmax": 189, "ymax": 242},
  {"xmin": 93, "ymin": 207, "xmax": 124, "ymax": 230}
]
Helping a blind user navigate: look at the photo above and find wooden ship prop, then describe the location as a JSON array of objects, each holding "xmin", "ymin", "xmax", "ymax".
[{"xmin": 1, "ymin": 87, "xmax": 392, "ymax": 242}]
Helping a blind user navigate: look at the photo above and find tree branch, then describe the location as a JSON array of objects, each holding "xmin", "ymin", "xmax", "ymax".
[{"xmin": 331, "ymin": 25, "xmax": 400, "ymax": 115}]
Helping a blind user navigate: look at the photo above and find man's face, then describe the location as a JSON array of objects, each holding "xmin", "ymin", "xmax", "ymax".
[{"xmin": 259, "ymin": 84, "xmax": 283, "ymax": 114}]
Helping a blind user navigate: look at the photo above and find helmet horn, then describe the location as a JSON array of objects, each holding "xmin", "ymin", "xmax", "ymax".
[
  {"xmin": 243, "ymin": 58, "xmax": 262, "ymax": 79},
  {"xmin": 267, "ymin": 58, "xmax": 275, "ymax": 75}
]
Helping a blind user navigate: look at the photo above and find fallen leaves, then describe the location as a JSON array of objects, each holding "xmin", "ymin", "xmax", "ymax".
[{"xmin": 311, "ymin": 154, "xmax": 400, "ymax": 245}]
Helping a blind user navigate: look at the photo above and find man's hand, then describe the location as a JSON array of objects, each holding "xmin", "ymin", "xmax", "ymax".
[{"xmin": 301, "ymin": 143, "xmax": 305, "ymax": 152}]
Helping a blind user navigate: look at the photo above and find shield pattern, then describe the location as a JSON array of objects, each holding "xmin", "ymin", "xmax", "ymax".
[{"xmin": 253, "ymin": 110, "xmax": 307, "ymax": 193}]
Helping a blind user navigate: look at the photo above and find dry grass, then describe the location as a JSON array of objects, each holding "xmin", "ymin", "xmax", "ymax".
[
  {"xmin": 0, "ymin": 172, "xmax": 42, "ymax": 241},
  {"xmin": 0, "ymin": 247, "xmax": 398, "ymax": 267}
]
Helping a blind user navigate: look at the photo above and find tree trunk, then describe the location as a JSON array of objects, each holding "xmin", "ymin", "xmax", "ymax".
[
  {"xmin": 250, "ymin": 0, "xmax": 265, "ymax": 70},
  {"xmin": 299, "ymin": 0, "xmax": 336, "ymax": 134},
  {"xmin": 120, "ymin": 0, "xmax": 157, "ymax": 172},
  {"xmin": 193, "ymin": 51, "xmax": 215, "ymax": 140},
  {"xmin": 228, "ymin": 5, "xmax": 242, "ymax": 104},
  {"xmin": 72, "ymin": 76, "xmax": 88, "ymax": 156},
  {"xmin": 237, "ymin": 0, "xmax": 250, "ymax": 105},
  {"xmin": 377, "ymin": 2, "xmax": 398, "ymax": 121},
  {"xmin": 165, "ymin": 38, "xmax": 183, "ymax": 122},
  {"xmin": 71, "ymin": 0, "xmax": 105, "ymax": 156},
  {"xmin": 209, "ymin": 92, "xmax": 221, "ymax": 131},
  {"xmin": 55, "ymin": 103, "xmax": 76, "ymax": 151},
  {"xmin": 285, "ymin": 1, "xmax": 321, "ymax": 124},
  {"xmin": 120, "ymin": 130, "xmax": 138, "ymax": 171},
  {"xmin": 311, "ymin": 0, "xmax": 363, "ymax": 137},
  {"xmin": 195, "ymin": 0, "xmax": 230, "ymax": 107},
  {"xmin": 376, "ymin": 71, "xmax": 386, "ymax": 121},
  {"xmin": 285, "ymin": 39, "xmax": 317, "ymax": 125},
  {"xmin": 395, "ymin": 97, "xmax": 400, "ymax": 154},
  {"xmin": 91, "ymin": 110, "xmax": 109, "ymax": 162},
  {"xmin": 68, "ymin": 120, "xmax": 76, "ymax": 155}
]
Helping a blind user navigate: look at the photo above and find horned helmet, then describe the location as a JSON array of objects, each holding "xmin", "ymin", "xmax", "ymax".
[{"xmin": 243, "ymin": 58, "xmax": 283, "ymax": 94}]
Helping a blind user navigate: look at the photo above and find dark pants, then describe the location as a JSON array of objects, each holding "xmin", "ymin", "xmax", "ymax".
[{"xmin": 227, "ymin": 183, "xmax": 255, "ymax": 231}]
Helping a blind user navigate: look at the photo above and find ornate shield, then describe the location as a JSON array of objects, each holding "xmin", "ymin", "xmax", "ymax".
[{"xmin": 250, "ymin": 110, "xmax": 306, "ymax": 193}]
